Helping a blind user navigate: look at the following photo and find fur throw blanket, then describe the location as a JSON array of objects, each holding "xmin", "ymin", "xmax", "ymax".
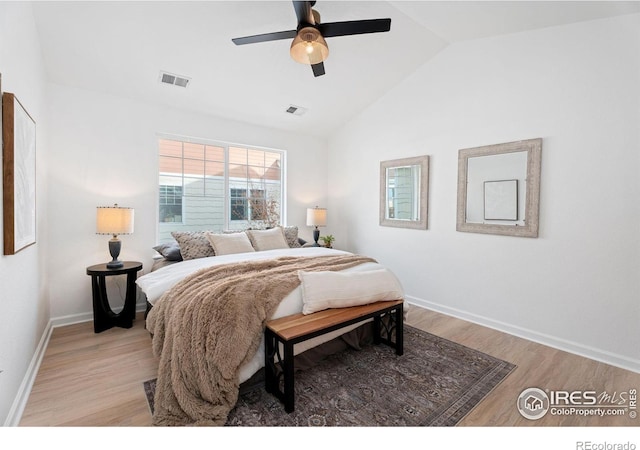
[{"xmin": 146, "ymin": 254, "xmax": 376, "ymax": 426}]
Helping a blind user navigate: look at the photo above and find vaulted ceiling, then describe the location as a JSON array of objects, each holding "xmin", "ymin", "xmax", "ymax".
[{"xmin": 31, "ymin": 1, "xmax": 640, "ymax": 139}]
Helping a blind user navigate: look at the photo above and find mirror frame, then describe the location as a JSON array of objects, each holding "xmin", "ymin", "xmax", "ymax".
[
  {"xmin": 379, "ymin": 155, "xmax": 429, "ymax": 230},
  {"xmin": 456, "ymin": 138, "xmax": 542, "ymax": 238}
]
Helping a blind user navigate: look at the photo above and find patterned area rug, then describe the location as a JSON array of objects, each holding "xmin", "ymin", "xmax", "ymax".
[{"xmin": 143, "ymin": 325, "xmax": 515, "ymax": 426}]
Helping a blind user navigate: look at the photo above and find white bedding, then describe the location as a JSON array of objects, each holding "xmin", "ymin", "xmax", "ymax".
[{"xmin": 136, "ymin": 247, "xmax": 400, "ymax": 384}]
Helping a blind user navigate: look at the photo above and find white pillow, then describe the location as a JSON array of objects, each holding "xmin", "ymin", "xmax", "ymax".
[
  {"xmin": 298, "ymin": 269, "xmax": 404, "ymax": 315},
  {"xmin": 246, "ymin": 227, "xmax": 289, "ymax": 251},
  {"xmin": 206, "ymin": 231, "xmax": 255, "ymax": 256}
]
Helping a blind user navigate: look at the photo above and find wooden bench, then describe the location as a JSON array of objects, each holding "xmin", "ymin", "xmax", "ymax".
[{"xmin": 264, "ymin": 299, "xmax": 404, "ymax": 413}]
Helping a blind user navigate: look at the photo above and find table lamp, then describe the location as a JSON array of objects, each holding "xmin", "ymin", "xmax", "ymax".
[
  {"xmin": 306, "ymin": 206, "xmax": 327, "ymax": 247},
  {"xmin": 96, "ymin": 204, "xmax": 134, "ymax": 268}
]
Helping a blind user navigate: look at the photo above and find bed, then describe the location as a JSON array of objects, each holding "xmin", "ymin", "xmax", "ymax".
[{"xmin": 137, "ymin": 227, "xmax": 404, "ymax": 426}]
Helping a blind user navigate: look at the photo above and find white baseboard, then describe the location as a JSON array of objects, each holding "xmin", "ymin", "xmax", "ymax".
[
  {"xmin": 406, "ymin": 295, "xmax": 640, "ymax": 374},
  {"xmin": 3, "ymin": 321, "xmax": 53, "ymax": 427},
  {"xmin": 5, "ymin": 301, "xmax": 149, "ymax": 426},
  {"xmin": 50, "ymin": 301, "xmax": 149, "ymax": 328}
]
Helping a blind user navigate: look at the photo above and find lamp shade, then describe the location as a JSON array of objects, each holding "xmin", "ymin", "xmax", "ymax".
[
  {"xmin": 96, "ymin": 205, "xmax": 134, "ymax": 236},
  {"xmin": 290, "ymin": 27, "xmax": 329, "ymax": 65},
  {"xmin": 306, "ymin": 207, "xmax": 327, "ymax": 227}
]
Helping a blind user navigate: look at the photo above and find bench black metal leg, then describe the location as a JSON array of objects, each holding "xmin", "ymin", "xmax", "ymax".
[
  {"xmin": 373, "ymin": 315, "xmax": 381, "ymax": 345},
  {"xmin": 395, "ymin": 304, "xmax": 404, "ymax": 356},
  {"xmin": 265, "ymin": 329, "xmax": 276, "ymax": 394},
  {"xmin": 283, "ymin": 342, "xmax": 295, "ymax": 413}
]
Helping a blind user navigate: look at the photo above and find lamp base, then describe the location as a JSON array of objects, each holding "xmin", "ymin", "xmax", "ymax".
[
  {"xmin": 312, "ymin": 227, "xmax": 321, "ymax": 246},
  {"xmin": 107, "ymin": 237, "xmax": 123, "ymax": 269},
  {"xmin": 106, "ymin": 260, "xmax": 124, "ymax": 269}
]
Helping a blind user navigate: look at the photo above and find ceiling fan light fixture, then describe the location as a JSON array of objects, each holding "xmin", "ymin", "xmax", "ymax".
[{"xmin": 290, "ymin": 27, "xmax": 329, "ymax": 65}]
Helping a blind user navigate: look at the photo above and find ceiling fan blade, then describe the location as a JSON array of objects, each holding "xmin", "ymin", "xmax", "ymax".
[
  {"xmin": 293, "ymin": 1, "xmax": 314, "ymax": 26},
  {"xmin": 311, "ymin": 62, "xmax": 325, "ymax": 77},
  {"xmin": 232, "ymin": 29, "xmax": 297, "ymax": 45},
  {"xmin": 318, "ymin": 18, "xmax": 391, "ymax": 38}
]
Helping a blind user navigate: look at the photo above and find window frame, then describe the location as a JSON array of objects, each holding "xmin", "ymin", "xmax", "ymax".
[{"xmin": 156, "ymin": 134, "xmax": 286, "ymax": 242}]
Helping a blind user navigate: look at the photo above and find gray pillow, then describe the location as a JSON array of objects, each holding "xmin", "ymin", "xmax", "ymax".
[{"xmin": 153, "ymin": 241, "xmax": 183, "ymax": 261}]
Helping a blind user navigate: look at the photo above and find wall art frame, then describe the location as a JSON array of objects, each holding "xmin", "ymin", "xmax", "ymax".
[
  {"xmin": 379, "ymin": 155, "xmax": 429, "ymax": 230},
  {"xmin": 456, "ymin": 138, "xmax": 541, "ymax": 238},
  {"xmin": 3, "ymin": 91, "xmax": 37, "ymax": 255}
]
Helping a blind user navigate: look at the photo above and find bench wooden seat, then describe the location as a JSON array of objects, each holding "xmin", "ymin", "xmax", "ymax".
[{"xmin": 264, "ymin": 299, "xmax": 404, "ymax": 413}]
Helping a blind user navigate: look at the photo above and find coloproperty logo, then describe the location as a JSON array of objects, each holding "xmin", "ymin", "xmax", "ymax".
[{"xmin": 517, "ymin": 387, "xmax": 637, "ymax": 420}]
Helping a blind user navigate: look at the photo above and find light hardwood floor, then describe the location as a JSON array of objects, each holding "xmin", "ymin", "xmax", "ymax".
[{"xmin": 19, "ymin": 305, "xmax": 640, "ymax": 427}]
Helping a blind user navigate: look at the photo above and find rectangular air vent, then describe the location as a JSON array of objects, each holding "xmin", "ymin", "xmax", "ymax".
[
  {"xmin": 285, "ymin": 105, "xmax": 307, "ymax": 116},
  {"xmin": 159, "ymin": 71, "xmax": 190, "ymax": 88}
]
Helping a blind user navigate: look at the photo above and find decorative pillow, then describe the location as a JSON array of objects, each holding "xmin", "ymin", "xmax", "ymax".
[
  {"xmin": 282, "ymin": 226, "xmax": 302, "ymax": 248},
  {"xmin": 206, "ymin": 231, "xmax": 255, "ymax": 256},
  {"xmin": 246, "ymin": 227, "xmax": 289, "ymax": 251},
  {"xmin": 152, "ymin": 241, "xmax": 183, "ymax": 261},
  {"xmin": 171, "ymin": 231, "xmax": 216, "ymax": 260},
  {"xmin": 298, "ymin": 269, "xmax": 404, "ymax": 315}
]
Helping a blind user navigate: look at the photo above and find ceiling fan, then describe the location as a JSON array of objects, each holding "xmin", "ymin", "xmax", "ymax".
[{"xmin": 232, "ymin": 1, "xmax": 391, "ymax": 77}]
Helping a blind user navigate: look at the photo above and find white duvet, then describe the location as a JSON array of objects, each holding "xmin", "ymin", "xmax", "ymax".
[{"xmin": 136, "ymin": 247, "xmax": 391, "ymax": 383}]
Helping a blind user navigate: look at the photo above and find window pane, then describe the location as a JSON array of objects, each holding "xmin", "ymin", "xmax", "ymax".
[
  {"xmin": 229, "ymin": 163, "xmax": 248, "ymax": 179},
  {"xmin": 159, "ymin": 139, "xmax": 182, "ymax": 157},
  {"xmin": 204, "ymin": 177, "xmax": 225, "ymax": 197},
  {"xmin": 248, "ymin": 165, "xmax": 266, "ymax": 181},
  {"xmin": 264, "ymin": 152, "xmax": 281, "ymax": 167},
  {"xmin": 159, "ymin": 175, "xmax": 183, "ymax": 188},
  {"xmin": 183, "ymin": 159, "xmax": 205, "ymax": 177},
  {"xmin": 159, "ymin": 156, "xmax": 182, "ymax": 175},
  {"xmin": 250, "ymin": 189, "xmax": 266, "ymax": 221},
  {"xmin": 183, "ymin": 142, "xmax": 204, "ymax": 160},
  {"xmin": 247, "ymin": 149, "xmax": 265, "ymax": 166},
  {"xmin": 205, "ymin": 145, "xmax": 224, "ymax": 162},
  {"xmin": 159, "ymin": 185, "xmax": 183, "ymax": 223},
  {"xmin": 185, "ymin": 196, "xmax": 225, "ymax": 227},
  {"xmin": 229, "ymin": 147, "xmax": 247, "ymax": 164},
  {"xmin": 204, "ymin": 161, "xmax": 224, "ymax": 177},
  {"xmin": 184, "ymin": 177, "xmax": 205, "ymax": 196},
  {"xmin": 264, "ymin": 166, "xmax": 280, "ymax": 181}
]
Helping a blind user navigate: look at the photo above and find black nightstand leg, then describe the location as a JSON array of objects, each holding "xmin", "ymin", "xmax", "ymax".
[
  {"xmin": 114, "ymin": 271, "xmax": 137, "ymax": 328},
  {"xmin": 92, "ymin": 275, "xmax": 113, "ymax": 333}
]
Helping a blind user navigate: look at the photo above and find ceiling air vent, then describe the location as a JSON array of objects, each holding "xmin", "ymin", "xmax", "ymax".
[
  {"xmin": 285, "ymin": 105, "xmax": 307, "ymax": 116},
  {"xmin": 159, "ymin": 71, "xmax": 190, "ymax": 88}
]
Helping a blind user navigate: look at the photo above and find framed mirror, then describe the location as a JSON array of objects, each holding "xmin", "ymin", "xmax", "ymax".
[
  {"xmin": 380, "ymin": 155, "xmax": 429, "ymax": 229},
  {"xmin": 456, "ymin": 138, "xmax": 541, "ymax": 237}
]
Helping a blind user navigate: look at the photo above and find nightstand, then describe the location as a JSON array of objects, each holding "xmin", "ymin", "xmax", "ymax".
[{"xmin": 86, "ymin": 261, "xmax": 143, "ymax": 333}]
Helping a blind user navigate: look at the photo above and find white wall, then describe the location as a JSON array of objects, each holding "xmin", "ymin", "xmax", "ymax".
[
  {"xmin": 0, "ymin": 2, "xmax": 50, "ymax": 425},
  {"xmin": 46, "ymin": 83, "xmax": 328, "ymax": 321},
  {"xmin": 328, "ymin": 14, "xmax": 640, "ymax": 371}
]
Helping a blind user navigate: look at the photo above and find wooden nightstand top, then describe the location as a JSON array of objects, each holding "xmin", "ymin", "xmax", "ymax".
[{"xmin": 86, "ymin": 261, "xmax": 142, "ymax": 276}]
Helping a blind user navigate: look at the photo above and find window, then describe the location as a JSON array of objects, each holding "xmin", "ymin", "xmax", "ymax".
[
  {"xmin": 385, "ymin": 166, "xmax": 419, "ymax": 220},
  {"xmin": 230, "ymin": 188, "xmax": 248, "ymax": 221},
  {"xmin": 159, "ymin": 185, "xmax": 183, "ymax": 222},
  {"xmin": 158, "ymin": 137, "xmax": 284, "ymax": 243},
  {"xmin": 230, "ymin": 188, "xmax": 267, "ymax": 221}
]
